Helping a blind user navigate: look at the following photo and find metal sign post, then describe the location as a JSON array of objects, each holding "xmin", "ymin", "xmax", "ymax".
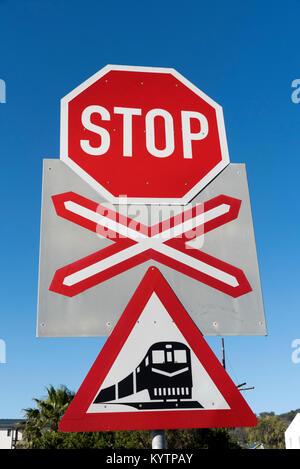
[{"xmin": 152, "ymin": 430, "xmax": 166, "ymax": 449}]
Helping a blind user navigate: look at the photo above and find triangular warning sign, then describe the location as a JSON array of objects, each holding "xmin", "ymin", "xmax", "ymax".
[{"xmin": 59, "ymin": 267, "xmax": 257, "ymax": 432}]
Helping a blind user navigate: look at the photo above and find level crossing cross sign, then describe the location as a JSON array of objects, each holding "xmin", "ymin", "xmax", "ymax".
[
  {"xmin": 59, "ymin": 267, "xmax": 257, "ymax": 432},
  {"xmin": 49, "ymin": 191, "xmax": 251, "ymax": 298},
  {"xmin": 37, "ymin": 160, "xmax": 266, "ymax": 337},
  {"xmin": 60, "ymin": 65, "xmax": 230, "ymax": 205}
]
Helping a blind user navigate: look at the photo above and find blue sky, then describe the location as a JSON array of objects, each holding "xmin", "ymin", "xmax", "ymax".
[{"xmin": 0, "ymin": 0, "xmax": 300, "ymax": 421}]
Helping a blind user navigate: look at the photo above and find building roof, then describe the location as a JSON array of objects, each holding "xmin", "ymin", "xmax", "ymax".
[
  {"xmin": 0, "ymin": 419, "xmax": 25, "ymax": 428},
  {"xmin": 285, "ymin": 413, "xmax": 300, "ymax": 435}
]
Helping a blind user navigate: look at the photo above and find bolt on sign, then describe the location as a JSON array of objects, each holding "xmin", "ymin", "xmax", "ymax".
[{"xmin": 37, "ymin": 65, "xmax": 266, "ymax": 338}]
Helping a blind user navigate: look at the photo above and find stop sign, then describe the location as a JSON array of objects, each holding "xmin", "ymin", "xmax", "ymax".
[{"xmin": 61, "ymin": 65, "xmax": 230, "ymax": 205}]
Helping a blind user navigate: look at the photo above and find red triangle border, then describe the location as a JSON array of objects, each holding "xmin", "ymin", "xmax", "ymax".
[{"xmin": 59, "ymin": 266, "xmax": 257, "ymax": 432}]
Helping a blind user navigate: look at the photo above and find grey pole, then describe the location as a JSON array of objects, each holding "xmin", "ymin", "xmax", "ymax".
[{"xmin": 152, "ymin": 430, "xmax": 166, "ymax": 449}]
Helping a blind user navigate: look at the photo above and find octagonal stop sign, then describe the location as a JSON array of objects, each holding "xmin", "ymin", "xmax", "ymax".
[{"xmin": 61, "ymin": 65, "xmax": 230, "ymax": 205}]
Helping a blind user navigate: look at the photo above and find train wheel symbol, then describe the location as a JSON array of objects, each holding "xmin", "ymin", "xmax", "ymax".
[{"xmin": 94, "ymin": 341, "xmax": 203, "ymax": 410}]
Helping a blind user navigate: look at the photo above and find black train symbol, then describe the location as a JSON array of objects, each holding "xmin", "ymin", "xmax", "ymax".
[{"xmin": 94, "ymin": 341, "xmax": 203, "ymax": 410}]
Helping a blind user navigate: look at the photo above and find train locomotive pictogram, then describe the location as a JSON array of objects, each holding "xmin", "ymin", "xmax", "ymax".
[{"xmin": 94, "ymin": 341, "xmax": 203, "ymax": 410}]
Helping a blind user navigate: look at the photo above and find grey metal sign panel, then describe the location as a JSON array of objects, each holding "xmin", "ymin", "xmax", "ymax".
[{"xmin": 37, "ymin": 160, "xmax": 266, "ymax": 337}]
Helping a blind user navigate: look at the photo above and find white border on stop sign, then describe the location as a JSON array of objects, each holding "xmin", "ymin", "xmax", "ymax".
[{"xmin": 60, "ymin": 64, "xmax": 230, "ymax": 205}]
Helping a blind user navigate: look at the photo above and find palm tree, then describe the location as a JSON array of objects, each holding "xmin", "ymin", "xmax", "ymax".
[{"xmin": 21, "ymin": 385, "xmax": 74, "ymax": 448}]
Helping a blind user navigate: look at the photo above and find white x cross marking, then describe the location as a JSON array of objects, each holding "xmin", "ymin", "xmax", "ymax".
[{"xmin": 50, "ymin": 192, "xmax": 251, "ymax": 298}]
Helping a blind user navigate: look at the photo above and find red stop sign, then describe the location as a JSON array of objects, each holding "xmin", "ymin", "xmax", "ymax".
[{"xmin": 61, "ymin": 65, "xmax": 229, "ymax": 204}]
